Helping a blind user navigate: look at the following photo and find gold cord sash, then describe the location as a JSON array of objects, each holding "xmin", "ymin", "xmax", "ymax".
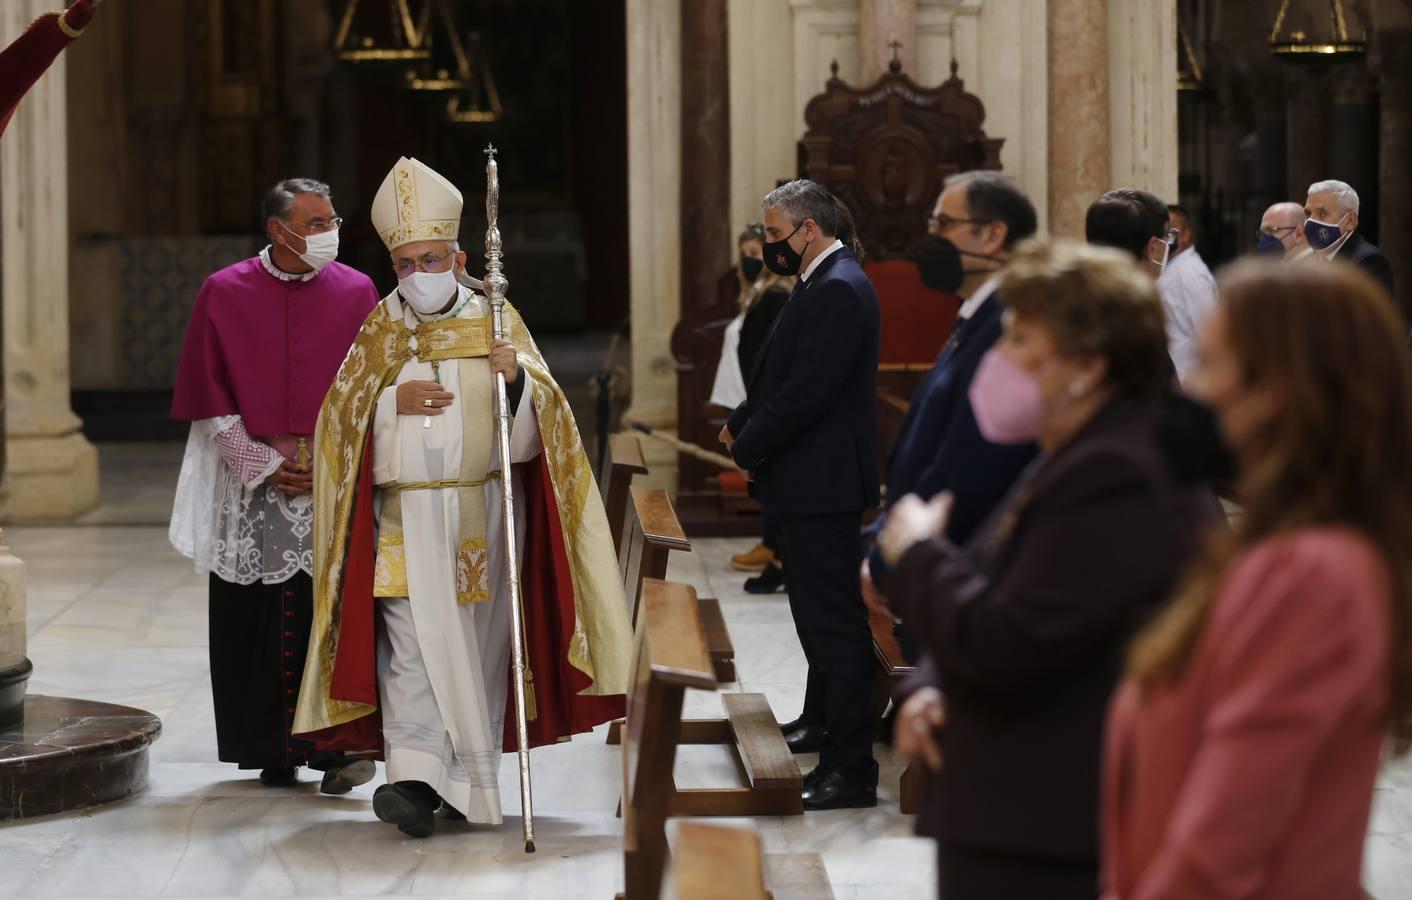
[{"xmin": 385, "ymin": 471, "xmax": 503, "ymax": 493}]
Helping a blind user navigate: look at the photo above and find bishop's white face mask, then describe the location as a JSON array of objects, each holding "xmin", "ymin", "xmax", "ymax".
[
  {"xmin": 398, "ymin": 269, "xmax": 460, "ymax": 316},
  {"xmin": 279, "ymin": 221, "xmax": 339, "ymax": 272}
]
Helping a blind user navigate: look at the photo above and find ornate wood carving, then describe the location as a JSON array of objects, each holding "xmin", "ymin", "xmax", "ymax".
[{"xmin": 800, "ymin": 57, "xmax": 1004, "ymax": 259}]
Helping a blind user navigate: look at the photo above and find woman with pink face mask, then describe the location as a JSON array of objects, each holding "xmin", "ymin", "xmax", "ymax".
[{"xmin": 875, "ymin": 240, "xmax": 1211, "ymax": 900}]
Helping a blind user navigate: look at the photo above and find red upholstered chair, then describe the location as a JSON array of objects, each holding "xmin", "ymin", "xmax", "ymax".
[
  {"xmin": 865, "ymin": 258, "xmax": 958, "ymax": 474},
  {"xmin": 864, "ymin": 258, "xmax": 958, "ymax": 366}
]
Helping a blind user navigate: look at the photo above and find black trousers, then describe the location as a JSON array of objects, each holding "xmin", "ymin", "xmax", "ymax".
[
  {"xmin": 777, "ymin": 511, "xmax": 877, "ymax": 784},
  {"xmin": 761, "ymin": 509, "xmax": 782, "ymax": 558},
  {"xmin": 938, "ymin": 846, "xmax": 1099, "ymax": 900},
  {"xmin": 208, "ymin": 573, "xmax": 338, "ymax": 771}
]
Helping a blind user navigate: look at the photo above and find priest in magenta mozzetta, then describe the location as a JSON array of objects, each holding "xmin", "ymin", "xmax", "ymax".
[{"xmin": 169, "ymin": 178, "xmax": 380, "ymax": 793}]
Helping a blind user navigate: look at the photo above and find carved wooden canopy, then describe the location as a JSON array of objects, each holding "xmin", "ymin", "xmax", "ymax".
[{"xmin": 799, "ymin": 58, "xmax": 1005, "ymax": 259}]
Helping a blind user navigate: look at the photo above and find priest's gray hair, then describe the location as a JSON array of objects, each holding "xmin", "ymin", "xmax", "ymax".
[
  {"xmin": 762, "ymin": 179, "xmax": 840, "ymax": 236},
  {"xmin": 262, "ymin": 178, "xmax": 332, "ymax": 223},
  {"xmin": 1307, "ymin": 179, "xmax": 1360, "ymax": 214}
]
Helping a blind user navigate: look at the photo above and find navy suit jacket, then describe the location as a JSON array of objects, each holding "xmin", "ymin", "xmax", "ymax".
[
  {"xmin": 1340, "ymin": 232, "xmax": 1395, "ymax": 301},
  {"xmin": 727, "ymin": 247, "xmax": 881, "ymax": 517},
  {"xmin": 866, "ymin": 288, "xmax": 1038, "ymax": 589}
]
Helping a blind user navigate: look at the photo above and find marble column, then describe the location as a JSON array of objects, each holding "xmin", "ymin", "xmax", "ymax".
[
  {"xmin": 0, "ymin": 531, "xmax": 26, "ymax": 727},
  {"xmin": 1, "ymin": 0, "xmax": 99, "ymax": 521},
  {"xmin": 1047, "ymin": 0, "xmax": 1111, "ymax": 238},
  {"xmin": 680, "ymin": 0, "xmax": 731, "ymax": 315},
  {"xmin": 625, "ymin": 0, "xmax": 682, "ymax": 486},
  {"xmin": 859, "ymin": 0, "xmax": 916, "ymax": 81},
  {"xmin": 1378, "ymin": 21, "xmax": 1412, "ymax": 322}
]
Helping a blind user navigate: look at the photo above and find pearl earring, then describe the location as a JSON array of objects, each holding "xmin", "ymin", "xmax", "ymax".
[{"xmin": 1069, "ymin": 381, "xmax": 1085, "ymax": 397}]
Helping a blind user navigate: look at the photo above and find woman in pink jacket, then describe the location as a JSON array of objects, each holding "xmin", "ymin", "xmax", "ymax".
[{"xmin": 1101, "ymin": 258, "xmax": 1412, "ymax": 900}]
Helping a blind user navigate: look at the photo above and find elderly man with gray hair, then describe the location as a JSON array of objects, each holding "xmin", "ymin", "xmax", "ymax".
[
  {"xmin": 170, "ymin": 177, "xmax": 380, "ymax": 791},
  {"xmin": 1303, "ymin": 179, "xmax": 1393, "ymax": 299}
]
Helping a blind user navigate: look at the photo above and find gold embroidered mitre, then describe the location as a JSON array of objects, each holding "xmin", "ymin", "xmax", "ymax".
[{"xmin": 370, "ymin": 156, "xmax": 463, "ymax": 251}]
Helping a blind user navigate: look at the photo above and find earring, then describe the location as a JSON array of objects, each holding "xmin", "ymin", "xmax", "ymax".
[{"xmin": 1068, "ymin": 381, "xmax": 1085, "ymax": 398}]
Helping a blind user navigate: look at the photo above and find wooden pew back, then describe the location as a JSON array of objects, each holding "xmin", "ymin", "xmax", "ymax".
[
  {"xmin": 603, "ymin": 433, "xmax": 650, "ymax": 553},
  {"xmin": 620, "ymin": 485, "xmax": 691, "ymax": 623},
  {"xmin": 623, "ymin": 578, "xmax": 718, "ymax": 900}
]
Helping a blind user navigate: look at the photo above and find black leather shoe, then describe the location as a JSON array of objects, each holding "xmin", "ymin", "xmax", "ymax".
[
  {"xmin": 801, "ymin": 769, "xmax": 877, "ymax": 811},
  {"xmin": 784, "ymin": 724, "xmax": 828, "ymax": 754},
  {"xmin": 319, "ymin": 758, "xmax": 376, "ymax": 795},
  {"xmin": 743, "ymin": 564, "xmax": 786, "ymax": 594},
  {"xmin": 258, "ymin": 766, "xmax": 299, "ymax": 786},
  {"xmin": 373, "ymin": 782, "xmax": 438, "ymax": 838},
  {"xmin": 778, "ymin": 716, "xmax": 820, "ymax": 734}
]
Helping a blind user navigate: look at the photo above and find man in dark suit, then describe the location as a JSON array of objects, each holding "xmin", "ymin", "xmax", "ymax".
[
  {"xmin": 863, "ymin": 172, "xmax": 1040, "ymax": 605},
  {"xmin": 1304, "ymin": 179, "xmax": 1396, "ymax": 305},
  {"xmin": 720, "ymin": 179, "xmax": 881, "ymax": 810}
]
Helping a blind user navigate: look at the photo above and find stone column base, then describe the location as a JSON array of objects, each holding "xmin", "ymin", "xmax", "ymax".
[{"xmin": 4, "ymin": 429, "xmax": 98, "ymax": 521}]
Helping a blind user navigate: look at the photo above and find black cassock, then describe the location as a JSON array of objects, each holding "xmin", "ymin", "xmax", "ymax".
[{"xmin": 207, "ymin": 573, "xmax": 339, "ymax": 770}]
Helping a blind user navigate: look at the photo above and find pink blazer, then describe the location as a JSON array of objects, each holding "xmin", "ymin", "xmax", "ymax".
[{"xmin": 1102, "ymin": 528, "xmax": 1391, "ymax": 900}]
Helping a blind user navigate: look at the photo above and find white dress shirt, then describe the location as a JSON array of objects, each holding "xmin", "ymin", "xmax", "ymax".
[
  {"xmin": 1156, "ymin": 247, "xmax": 1219, "ymax": 382},
  {"xmin": 801, "ymin": 238, "xmax": 844, "ymax": 283}
]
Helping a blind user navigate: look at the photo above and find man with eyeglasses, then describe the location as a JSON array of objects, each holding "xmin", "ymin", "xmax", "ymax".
[
  {"xmin": 294, "ymin": 157, "xmax": 631, "ymax": 838},
  {"xmin": 1256, "ymin": 201, "xmax": 1308, "ymax": 259},
  {"xmin": 171, "ymin": 177, "xmax": 380, "ymax": 793},
  {"xmin": 861, "ymin": 172, "xmax": 1039, "ymax": 648}
]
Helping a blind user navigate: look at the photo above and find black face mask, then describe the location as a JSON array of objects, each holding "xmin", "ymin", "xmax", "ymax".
[
  {"xmin": 1155, "ymin": 389, "xmax": 1238, "ymax": 488},
  {"xmin": 913, "ymin": 235, "xmax": 1003, "ymax": 295},
  {"xmin": 740, "ymin": 255, "xmax": 765, "ymax": 283},
  {"xmin": 763, "ymin": 222, "xmax": 809, "ymax": 277}
]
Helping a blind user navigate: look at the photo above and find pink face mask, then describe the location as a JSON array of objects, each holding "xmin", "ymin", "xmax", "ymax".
[{"xmin": 968, "ymin": 348, "xmax": 1045, "ymax": 444}]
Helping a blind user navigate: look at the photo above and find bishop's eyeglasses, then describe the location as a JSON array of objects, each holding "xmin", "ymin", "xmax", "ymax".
[{"xmin": 393, "ymin": 249, "xmax": 456, "ymax": 279}]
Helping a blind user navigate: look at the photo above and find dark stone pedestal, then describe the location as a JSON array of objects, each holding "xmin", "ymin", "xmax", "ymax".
[{"xmin": 0, "ymin": 695, "xmax": 161, "ymax": 820}]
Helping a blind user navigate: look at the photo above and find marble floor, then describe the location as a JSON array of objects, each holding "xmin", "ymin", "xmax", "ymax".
[{"xmin": 2, "ymin": 451, "xmax": 1411, "ymax": 898}]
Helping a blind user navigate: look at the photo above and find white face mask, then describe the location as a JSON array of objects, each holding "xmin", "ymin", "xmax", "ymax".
[
  {"xmin": 278, "ymin": 221, "xmax": 339, "ymax": 272},
  {"xmin": 398, "ymin": 269, "xmax": 460, "ymax": 316}
]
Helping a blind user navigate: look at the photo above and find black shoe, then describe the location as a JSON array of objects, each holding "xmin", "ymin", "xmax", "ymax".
[
  {"xmin": 373, "ymin": 782, "xmax": 438, "ymax": 838},
  {"xmin": 319, "ymin": 757, "xmax": 377, "ymax": 795},
  {"xmin": 744, "ymin": 564, "xmax": 786, "ymax": 594},
  {"xmin": 441, "ymin": 802, "xmax": 467, "ymax": 822},
  {"xmin": 259, "ymin": 766, "xmax": 299, "ymax": 786},
  {"xmin": 784, "ymin": 724, "xmax": 828, "ymax": 754},
  {"xmin": 801, "ymin": 769, "xmax": 877, "ymax": 811}
]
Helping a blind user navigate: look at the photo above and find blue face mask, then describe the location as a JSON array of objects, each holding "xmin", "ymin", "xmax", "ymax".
[
  {"xmin": 1255, "ymin": 234, "xmax": 1287, "ymax": 256},
  {"xmin": 1304, "ymin": 215, "xmax": 1347, "ymax": 251}
]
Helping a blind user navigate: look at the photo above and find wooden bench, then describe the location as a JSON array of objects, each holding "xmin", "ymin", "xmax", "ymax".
[
  {"xmin": 602, "ymin": 433, "xmax": 650, "ymax": 553},
  {"xmin": 673, "ymin": 823, "xmax": 768, "ymax": 900},
  {"xmin": 621, "ymin": 578, "xmax": 718, "ymax": 900},
  {"xmin": 870, "ymin": 606, "xmax": 925, "ymax": 815},
  {"xmin": 619, "ymin": 484, "xmax": 736, "ymax": 684},
  {"xmin": 620, "ymin": 579, "xmax": 807, "ymax": 899}
]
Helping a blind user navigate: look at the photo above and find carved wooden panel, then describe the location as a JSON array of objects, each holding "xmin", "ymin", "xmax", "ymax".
[{"xmin": 799, "ymin": 58, "xmax": 1004, "ymax": 260}]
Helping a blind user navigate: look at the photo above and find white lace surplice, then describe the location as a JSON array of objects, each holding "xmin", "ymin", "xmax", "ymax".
[{"xmin": 169, "ymin": 415, "xmax": 314, "ymax": 585}]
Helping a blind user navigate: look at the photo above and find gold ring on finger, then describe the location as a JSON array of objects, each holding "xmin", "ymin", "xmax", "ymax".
[{"xmin": 424, "ymin": 398, "xmax": 434, "ymax": 408}]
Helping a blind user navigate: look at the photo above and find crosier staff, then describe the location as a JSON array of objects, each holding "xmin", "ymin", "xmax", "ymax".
[{"xmin": 483, "ymin": 143, "xmax": 536, "ymax": 854}]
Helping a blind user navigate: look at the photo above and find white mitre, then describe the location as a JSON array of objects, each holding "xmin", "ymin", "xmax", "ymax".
[{"xmin": 370, "ymin": 156, "xmax": 463, "ymax": 251}]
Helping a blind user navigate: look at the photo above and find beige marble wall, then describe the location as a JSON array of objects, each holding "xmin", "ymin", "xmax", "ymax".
[
  {"xmin": 1107, "ymin": 0, "xmax": 1179, "ymax": 203},
  {"xmin": 1, "ymin": 0, "xmax": 99, "ymax": 522},
  {"xmin": 625, "ymin": 0, "xmax": 683, "ymax": 487},
  {"xmin": 859, "ymin": 0, "xmax": 916, "ymax": 78}
]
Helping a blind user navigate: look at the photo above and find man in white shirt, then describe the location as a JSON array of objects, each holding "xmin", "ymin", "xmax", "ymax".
[{"xmin": 1156, "ymin": 204, "xmax": 1219, "ymax": 383}]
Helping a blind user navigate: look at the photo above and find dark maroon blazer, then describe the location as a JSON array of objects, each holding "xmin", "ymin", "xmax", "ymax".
[{"xmin": 891, "ymin": 394, "xmax": 1210, "ymax": 862}]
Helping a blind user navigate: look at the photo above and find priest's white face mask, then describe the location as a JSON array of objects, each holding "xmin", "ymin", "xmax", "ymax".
[
  {"xmin": 278, "ymin": 220, "xmax": 340, "ymax": 272},
  {"xmin": 395, "ymin": 245, "xmax": 463, "ymax": 316}
]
